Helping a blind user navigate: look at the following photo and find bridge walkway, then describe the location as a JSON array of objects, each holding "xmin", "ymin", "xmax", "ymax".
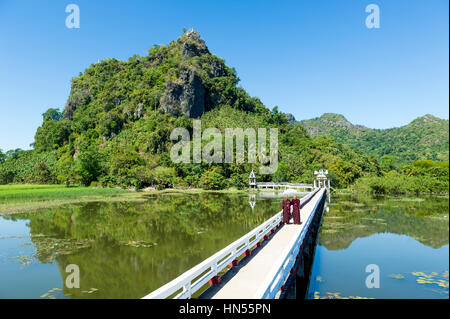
[{"xmin": 211, "ymin": 189, "xmax": 325, "ymax": 299}]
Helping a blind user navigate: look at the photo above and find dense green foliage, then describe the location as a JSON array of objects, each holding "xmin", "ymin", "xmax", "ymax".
[
  {"xmin": 300, "ymin": 113, "xmax": 449, "ymax": 164},
  {"xmin": 0, "ymin": 32, "xmax": 448, "ymax": 194},
  {"xmin": 351, "ymin": 160, "xmax": 449, "ymax": 194},
  {"xmin": 0, "ymin": 32, "xmax": 384, "ymax": 190},
  {"xmin": 0, "ymin": 149, "xmax": 58, "ymax": 184}
]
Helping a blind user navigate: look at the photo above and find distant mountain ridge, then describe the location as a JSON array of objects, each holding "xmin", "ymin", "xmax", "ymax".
[{"xmin": 299, "ymin": 113, "xmax": 449, "ymax": 163}]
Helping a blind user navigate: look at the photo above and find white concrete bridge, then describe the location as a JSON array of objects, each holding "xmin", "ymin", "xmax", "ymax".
[
  {"xmin": 248, "ymin": 169, "xmax": 330, "ymax": 191},
  {"xmin": 143, "ymin": 188, "xmax": 327, "ymax": 299},
  {"xmin": 255, "ymin": 182, "xmax": 314, "ymax": 192}
]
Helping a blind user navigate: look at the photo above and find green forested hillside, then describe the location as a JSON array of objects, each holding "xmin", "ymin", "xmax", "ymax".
[
  {"xmin": 299, "ymin": 113, "xmax": 449, "ymax": 164},
  {"xmin": 0, "ymin": 32, "xmax": 382, "ymax": 190},
  {"xmin": 0, "ymin": 32, "xmax": 447, "ymax": 193}
]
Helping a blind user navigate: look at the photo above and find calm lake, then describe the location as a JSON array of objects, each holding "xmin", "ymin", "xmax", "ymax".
[
  {"xmin": 308, "ymin": 193, "xmax": 449, "ymax": 299},
  {"xmin": 0, "ymin": 191, "xmax": 448, "ymax": 299},
  {"xmin": 0, "ymin": 192, "xmax": 280, "ymax": 298}
]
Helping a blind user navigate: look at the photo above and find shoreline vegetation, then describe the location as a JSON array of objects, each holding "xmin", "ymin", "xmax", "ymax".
[
  {"xmin": 0, "ymin": 184, "xmax": 252, "ymax": 215},
  {"xmin": 348, "ymin": 160, "xmax": 449, "ymax": 195},
  {"xmin": 0, "ymin": 184, "xmax": 136, "ymax": 215},
  {"xmin": 1, "ymin": 180, "xmax": 448, "ymax": 216}
]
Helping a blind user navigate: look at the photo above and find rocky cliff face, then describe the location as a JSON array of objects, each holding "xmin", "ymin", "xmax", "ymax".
[
  {"xmin": 178, "ymin": 30, "xmax": 210, "ymax": 57},
  {"xmin": 160, "ymin": 69, "xmax": 206, "ymax": 118},
  {"xmin": 64, "ymin": 84, "xmax": 91, "ymax": 120},
  {"xmin": 159, "ymin": 31, "xmax": 208, "ymax": 118},
  {"xmin": 158, "ymin": 31, "xmax": 229, "ymax": 118},
  {"xmin": 63, "ymin": 31, "xmax": 237, "ymax": 121},
  {"xmin": 285, "ymin": 113, "xmax": 296, "ymax": 124}
]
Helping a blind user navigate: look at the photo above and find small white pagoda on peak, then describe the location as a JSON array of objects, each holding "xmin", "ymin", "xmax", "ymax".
[{"xmin": 314, "ymin": 169, "xmax": 330, "ymax": 189}]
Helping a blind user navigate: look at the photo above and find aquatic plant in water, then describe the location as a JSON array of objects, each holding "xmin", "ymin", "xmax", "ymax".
[
  {"xmin": 30, "ymin": 235, "xmax": 94, "ymax": 263},
  {"xmin": 40, "ymin": 287, "xmax": 63, "ymax": 299},
  {"xmin": 121, "ymin": 240, "xmax": 157, "ymax": 248},
  {"xmin": 411, "ymin": 271, "xmax": 449, "ymax": 289},
  {"xmin": 387, "ymin": 270, "xmax": 449, "ymax": 296},
  {"xmin": 388, "ymin": 274, "xmax": 405, "ymax": 280},
  {"xmin": 313, "ymin": 291, "xmax": 375, "ymax": 299}
]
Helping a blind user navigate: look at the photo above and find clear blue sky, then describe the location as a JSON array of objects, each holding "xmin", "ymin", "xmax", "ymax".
[{"xmin": 0, "ymin": 0, "xmax": 448, "ymax": 151}]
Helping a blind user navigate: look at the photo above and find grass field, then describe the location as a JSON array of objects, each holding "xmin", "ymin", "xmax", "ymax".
[
  {"xmin": 0, "ymin": 184, "xmax": 253, "ymax": 215},
  {"xmin": 0, "ymin": 184, "xmax": 144, "ymax": 215}
]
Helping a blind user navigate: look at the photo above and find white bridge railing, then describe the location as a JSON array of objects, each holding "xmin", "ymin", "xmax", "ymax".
[
  {"xmin": 255, "ymin": 183, "xmax": 314, "ymax": 190},
  {"xmin": 142, "ymin": 188, "xmax": 320, "ymax": 299},
  {"xmin": 254, "ymin": 188, "xmax": 326, "ymax": 298}
]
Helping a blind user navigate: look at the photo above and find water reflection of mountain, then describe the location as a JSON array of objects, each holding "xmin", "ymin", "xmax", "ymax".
[
  {"xmin": 319, "ymin": 195, "xmax": 449, "ymax": 250},
  {"xmin": 10, "ymin": 192, "xmax": 281, "ymax": 298}
]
